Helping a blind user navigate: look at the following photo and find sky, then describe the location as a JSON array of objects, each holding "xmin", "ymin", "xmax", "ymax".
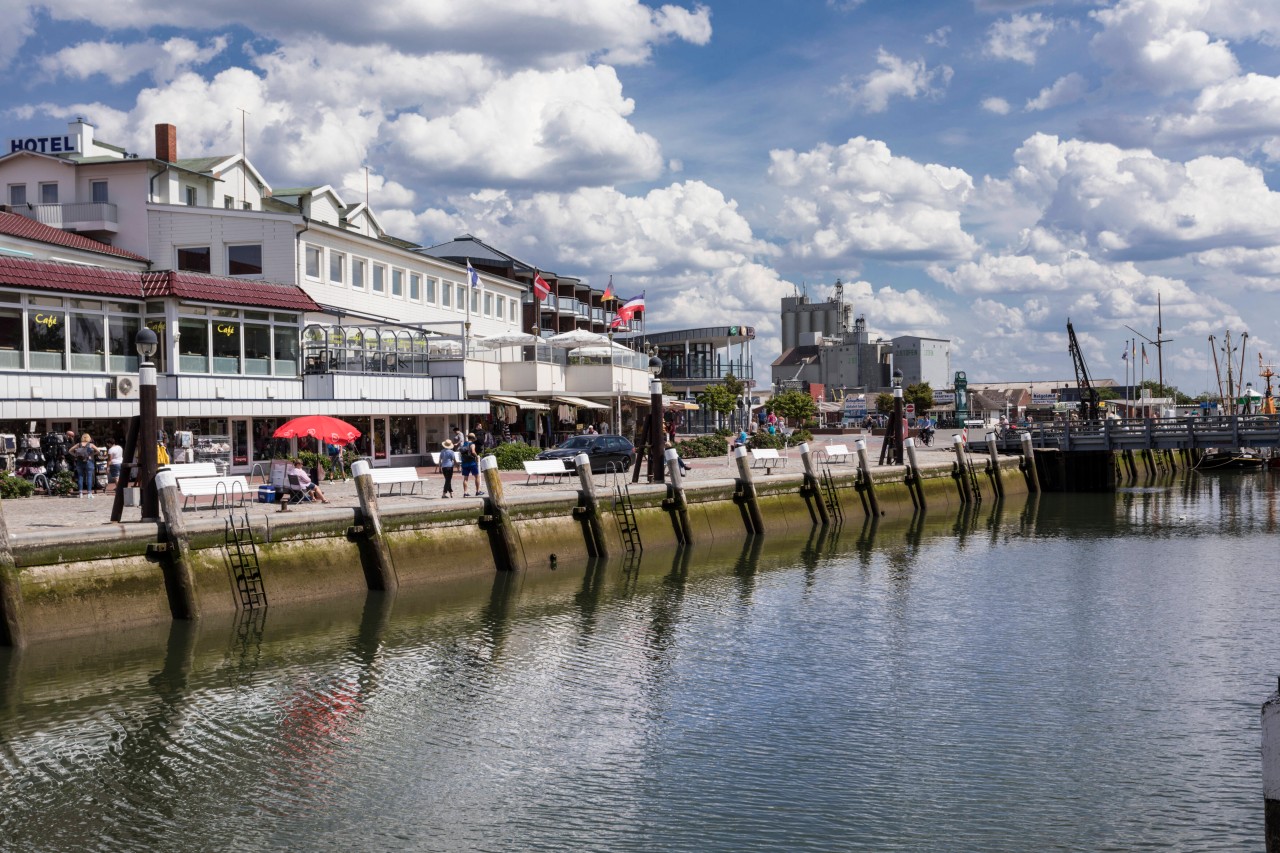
[{"xmin": 5, "ymin": 0, "xmax": 1280, "ymax": 395}]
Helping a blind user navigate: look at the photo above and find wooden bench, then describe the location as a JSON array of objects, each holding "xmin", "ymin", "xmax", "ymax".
[
  {"xmin": 819, "ymin": 444, "xmax": 853, "ymax": 464},
  {"xmin": 366, "ymin": 466, "xmax": 429, "ymax": 496},
  {"xmin": 165, "ymin": 462, "xmax": 221, "ymax": 480},
  {"xmin": 176, "ymin": 475, "xmax": 250, "ymax": 510},
  {"xmin": 523, "ymin": 459, "xmax": 573, "ymax": 485},
  {"xmin": 749, "ymin": 448, "xmax": 789, "ymax": 474}
]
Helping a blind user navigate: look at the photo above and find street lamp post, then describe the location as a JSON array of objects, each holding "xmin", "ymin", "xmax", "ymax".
[
  {"xmin": 135, "ymin": 327, "xmax": 159, "ymax": 521},
  {"xmin": 892, "ymin": 368, "xmax": 904, "ymax": 465},
  {"xmin": 648, "ymin": 353, "xmax": 664, "ymax": 483}
]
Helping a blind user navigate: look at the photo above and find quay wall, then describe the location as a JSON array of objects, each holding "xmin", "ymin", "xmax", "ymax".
[{"xmin": 4, "ymin": 456, "xmax": 1029, "ymax": 644}]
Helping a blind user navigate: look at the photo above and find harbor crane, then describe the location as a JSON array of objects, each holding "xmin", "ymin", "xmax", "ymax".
[{"xmin": 1067, "ymin": 320, "xmax": 1101, "ymax": 421}]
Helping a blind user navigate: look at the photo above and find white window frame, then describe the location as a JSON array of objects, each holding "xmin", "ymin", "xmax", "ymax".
[
  {"xmin": 329, "ymin": 250, "xmax": 346, "ymax": 285},
  {"xmin": 391, "ymin": 268, "xmax": 404, "ymax": 298},
  {"xmin": 425, "ymin": 276, "xmax": 437, "ymax": 304},
  {"xmin": 90, "ymin": 180, "xmax": 109, "ymax": 204},
  {"xmin": 409, "ymin": 273, "xmax": 421, "ymax": 302},
  {"xmin": 39, "ymin": 182, "xmax": 58, "ymax": 204},
  {"xmin": 304, "ymin": 244, "xmax": 322, "ymax": 280},
  {"xmin": 352, "ymin": 258, "xmax": 366, "ymax": 290},
  {"xmin": 7, "ymin": 184, "xmax": 26, "ymax": 206},
  {"xmin": 184, "ymin": 185, "xmax": 197, "ymax": 206},
  {"xmin": 372, "ymin": 264, "xmax": 386, "ymax": 294}
]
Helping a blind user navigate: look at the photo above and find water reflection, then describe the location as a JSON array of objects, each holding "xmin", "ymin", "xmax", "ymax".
[{"xmin": 1, "ymin": 477, "xmax": 1278, "ymax": 850}]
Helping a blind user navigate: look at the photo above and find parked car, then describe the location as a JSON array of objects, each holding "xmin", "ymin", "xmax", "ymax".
[{"xmin": 536, "ymin": 435, "xmax": 635, "ymax": 473}]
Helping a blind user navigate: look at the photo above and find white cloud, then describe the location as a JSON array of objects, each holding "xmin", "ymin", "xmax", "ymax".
[
  {"xmin": 833, "ymin": 49, "xmax": 953, "ymax": 113},
  {"xmin": 926, "ymin": 26, "xmax": 951, "ymax": 47},
  {"xmin": 0, "ymin": 0, "xmax": 37, "ymax": 69},
  {"xmin": 1152, "ymin": 72, "xmax": 1280, "ymax": 149},
  {"xmin": 982, "ymin": 97, "xmax": 1011, "ymax": 115},
  {"xmin": 1025, "ymin": 72, "xmax": 1088, "ymax": 111},
  {"xmin": 1009, "ymin": 133, "xmax": 1280, "ymax": 261},
  {"xmin": 1090, "ymin": 0, "xmax": 1240, "ymax": 94},
  {"xmin": 985, "ymin": 13, "xmax": 1056, "ymax": 64},
  {"xmin": 34, "ymin": 0, "xmax": 712, "ymax": 69},
  {"xmin": 39, "ymin": 36, "xmax": 228, "ymax": 85},
  {"xmin": 386, "ymin": 65, "xmax": 664, "ymax": 187},
  {"xmin": 768, "ymin": 137, "xmax": 977, "ymax": 263},
  {"xmin": 842, "ymin": 279, "xmax": 949, "ymax": 332}
]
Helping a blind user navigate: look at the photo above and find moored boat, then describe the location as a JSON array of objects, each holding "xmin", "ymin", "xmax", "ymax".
[{"xmin": 1197, "ymin": 449, "xmax": 1265, "ymax": 471}]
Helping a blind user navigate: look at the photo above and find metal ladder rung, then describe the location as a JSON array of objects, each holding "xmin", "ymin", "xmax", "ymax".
[
  {"xmin": 224, "ymin": 511, "xmax": 267, "ymax": 610},
  {"xmin": 820, "ymin": 463, "xmax": 843, "ymax": 519},
  {"xmin": 613, "ymin": 478, "xmax": 642, "ymax": 553}
]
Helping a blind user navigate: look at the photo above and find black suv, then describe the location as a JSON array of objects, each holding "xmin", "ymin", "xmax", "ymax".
[{"xmin": 536, "ymin": 434, "xmax": 636, "ymax": 473}]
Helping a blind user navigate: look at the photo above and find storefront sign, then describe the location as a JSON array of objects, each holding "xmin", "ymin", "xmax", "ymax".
[
  {"xmin": 1031, "ymin": 393, "xmax": 1058, "ymax": 406},
  {"xmin": 933, "ymin": 390, "xmax": 955, "ymax": 404},
  {"xmin": 8, "ymin": 135, "xmax": 77, "ymax": 154}
]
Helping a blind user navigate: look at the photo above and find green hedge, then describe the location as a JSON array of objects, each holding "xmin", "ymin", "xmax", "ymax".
[
  {"xmin": 0, "ymin": 473, "xmax": 34, "ymax": 499},
  {"xmin": 486, "ymin": 442, "xmax": 542, "ymax": 470},
  {"xmin": 675, "ymin": 434, "xmax": 729, "ymax": 459}
]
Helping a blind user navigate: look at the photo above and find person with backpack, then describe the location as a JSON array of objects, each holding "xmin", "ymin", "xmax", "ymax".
[
  {"xmin": 70, "ymin": 433, "xmax": 98, "ymax": 498},
  {"xmin": 439, "ymin": 439, "xmax": 457, "ymax": 498},
  {"xmin": 459, "ymin": 433, "xmax": 483, "ymax": 497}
]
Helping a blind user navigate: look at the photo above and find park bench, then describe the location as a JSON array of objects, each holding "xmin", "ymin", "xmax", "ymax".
[
  {"xmin": 165, "ymin": 462, "xmax": 220, "ymax": 479},
  {"xmin": 749, "ymin": 447, "xmax": 789, "ymax": 474},
  {"xmin": 366, "ymin": 466, "xmax": 430, "ymax": 496},
  {"xmin": 176, "ymin": 475, "xmax": 250, "ymax": 510},
  {"xmin": 423, "ymin": 452, "xmax": 441, "ymax": 468},
  {"xmin": 523, "ymin": 459, "xmax": 574, "ymax": 485},
  {"xmin": 819, "ymin": 444, "xmax": 853, "ymax": 464}
]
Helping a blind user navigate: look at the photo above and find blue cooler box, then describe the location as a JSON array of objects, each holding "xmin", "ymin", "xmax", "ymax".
[{"xmin": 257, "ymin": 485, "xmax": 277, "ymax": 503}]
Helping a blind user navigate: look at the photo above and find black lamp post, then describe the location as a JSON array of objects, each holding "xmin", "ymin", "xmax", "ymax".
[
  {"xmin": 648, "ymin": 352, "xmax": 664, "ymax": 482},
  {"xmin": 135, "ymin": 326, "xmax": 159, "ymax": 521},
  {"xmin": 735, "ymin": 395, "xmax": 744, "ymax": 432},
  {"xmin": 892, "ymin": 367, "xmax": 904, "ymax": 465}
]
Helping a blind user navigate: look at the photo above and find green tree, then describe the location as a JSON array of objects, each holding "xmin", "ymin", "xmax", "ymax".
[
  {"xmin": 722, "ymin": 371, "xmax": 745, "ymax": 400},
  {"xmin": 905, "ymin": 381, "xmax": 933, "ymax": 412},
  {"xmin": 1139, "ymin": 380, "xmax": 1192, "ymax": 405},
  {"xmin": 875, "ymin": 392, "xmax": 894, "ymax": 414},
  {"xmin": 766, "ymin": 389, "xmax": 818, "ymax": 425},
  {"xmin": 696, "ymin": 382, "xmax": 737, "ymax": 419}
]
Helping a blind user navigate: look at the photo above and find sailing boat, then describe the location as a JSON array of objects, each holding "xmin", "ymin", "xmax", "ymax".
[{"xmin": 1197, "ymin": 332, "xmax": 1266, "ymax": 471}]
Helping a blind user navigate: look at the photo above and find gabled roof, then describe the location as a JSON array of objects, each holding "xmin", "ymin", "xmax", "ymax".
[
  {"xmin": 0, "ymin": 256, "xmax": 320, "ymax": 311},
  {"xmin": 341, "ymin": 202, "xmax": 384, "ymax": 236},
  {"xmin": 0, "ymin": 256, "xmax": 146, "ymax": 298},
  {"xmin": 0, "ymin": 211, "xmax": 149, "ymax": 262},
  {"xmin": 771, "ymin": 346, "xmax": 819, "ymax": 368},
  {"xmin": 171, "ymin": 153, "xmax": 271, "ymax": 194},
  {"xmin": 142, "ymin": 270, "xmax": 321, "ymax": 312},
  {"xmin": 419, "ymin": 234, "xmax": 537, "ymax": 272},
  {"xmin": 174, "ymin": 156, "xmax": 230, "ymax": 173}
]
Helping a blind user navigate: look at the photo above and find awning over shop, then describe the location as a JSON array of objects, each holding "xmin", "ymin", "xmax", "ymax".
[
  {"xmin": 667, "ymin": 401, "xmax": 700, "ymax": 410},
  {"xmin": 486, "ymin": 394, "xmax": 550, "ymax": 410},
  {"xmin": 551, "ymin": 395, "xmax": 610, "ymax": 410}
]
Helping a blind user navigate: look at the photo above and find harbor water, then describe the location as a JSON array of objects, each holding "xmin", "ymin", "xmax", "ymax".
[{"xmin": 2, "ymin": 473, "xmax": 1278, "ymax": 851}]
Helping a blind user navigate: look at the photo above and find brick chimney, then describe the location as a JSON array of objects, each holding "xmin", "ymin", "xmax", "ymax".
[{"xmin": 154, "ymin": 123, "xmax": 177, "ymax": 162}]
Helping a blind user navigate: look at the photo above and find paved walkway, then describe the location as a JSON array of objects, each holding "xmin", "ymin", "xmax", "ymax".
[{"xmin": 1, "ymin": 436, "xmax": 963, "ymax": 532}]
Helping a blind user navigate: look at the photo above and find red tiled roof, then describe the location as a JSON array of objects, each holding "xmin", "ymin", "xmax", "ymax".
[
  {"xmin": 0, "ymin": 256, "xmax": 146, "ymax": 298},
  {"xmin": 0, "ymin": 256, "xmax": 320, "ymax": 312},
  {"xmin": 0, "ymin": 211, "xmax": 149, "ymax": 262},
  {"xmin": 142, "ymin": 270, "xmax": 321, "ymax": 312}
]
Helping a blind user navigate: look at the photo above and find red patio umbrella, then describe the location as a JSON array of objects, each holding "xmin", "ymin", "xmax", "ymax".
[{"xmin": 273, "ymin": 415, "xmax": 362, "ymax": 445}]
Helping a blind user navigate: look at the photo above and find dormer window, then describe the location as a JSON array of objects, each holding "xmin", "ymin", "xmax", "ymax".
[{"xmin": 184, "ymin": 186, "xmax": 197, "ymax": 206}]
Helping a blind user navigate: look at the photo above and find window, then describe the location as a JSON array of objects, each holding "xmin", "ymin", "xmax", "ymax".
[
  {"xmin": 442, "ymin": 282, "xmax": 451, "ymax": 307},
  {"xmin": 228, "ymin": 244, "xmax": 263, "ymax": 276},
  {"xmin": 178, "ymin": 318, "xmax": 209, "ymax": 373},
  {"xmin": 244, "ymin": 324, "xmax": 271, "ymax": 375},
  {"xmin": 510, "ymin": 300, "xmax": 518, "ymax": 323},
  {"xmin": 90, "ymin": 181, "xmax": 109, "ymax": 204},
  {"xmin": 470, "ymin": 288, "xmax": 480, "ymax": 314},
  {"xmin": 373, "ymin": 265, "xmax": 386, "ymax": 293},
  {"xmin": 305, "ymin": 245, "xmax": 321, "ymax": 279},
  {"xmin": 484, "ymin": 293, "xmax": 493, "ymax": 316},
  {"xmin": 39, "ymin": 183, "xmax": 58, "ymax": 204},
  {"xmin": 456, "ymin": 284, "xmax": 465, "ymax": 312},
  {"xmin": 274, "ymin": 326, "xmax": 298, "ymax": 377},
  {"xmin": 224, "ymin": 195, "xmax": 235, "ymax": 209},
  {"xmin": 426, "ymin": 277, "xmax": 437, "ymax": 303},
  {"xmin": 496, "ymin": 294, "xmax": 505, "ymax": 320},
  {"xmin": 108, "ymin": 315, "xmax": 140, "ymax": 372},
  {"xmin": 392, "ymin": 269, "xmax": 403, "ymax": 298},
  {"xmin": 28, "ymin": 305, "xmax": 65, "ymax": 370},
  {"xmin": 184, "ymin": 186, "xmax": 197, "ymax": 206},
  {"xmin": 212, "ymin": 311, "xmax": 240, "ymax": 374},
  {"xmin": 409, "ymin": 273, "xmax": 421, "ymax": 301},
  {"xmin": 352, "ymin": 258, "xmax": 366, "ymax": 289},
  {"xmin": 242, "ymin": 201, "xmax": 252, "ymax": 211},
  {"xmin": 330, "ymin": 251, "xmax": 345, "ymax": 284},
  {"xmin": 69, "ymin": 309, "xmax": 105, "ymax": 371},
  {"xmin": 177, "ymin": 246, "xmax": 211, "ymax": 273},
  {"xmin": 7, "ymin": 185, "xmax": 25, "ymax": 206}
]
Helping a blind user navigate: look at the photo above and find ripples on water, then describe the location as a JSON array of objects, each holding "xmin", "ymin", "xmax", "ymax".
[{"xmin": 2, "ymin": 473, "xmax": 1278, "ymax": 851}]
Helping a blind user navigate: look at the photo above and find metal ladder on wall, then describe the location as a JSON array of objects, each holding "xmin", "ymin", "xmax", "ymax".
[
  {"xmin": 820, "ymin": 463, "xmax": 843, "ymax": 520},
  {"xmin": 613, "ymin": 477, "xmax": 642, "ymax": 553},
  {"xmin": 224, "ymin": 511, "xmax": 267, "ymax": 609},
  {"xmin": 965, "ymin": 453, "xmax": 984, "ymax": 504}
]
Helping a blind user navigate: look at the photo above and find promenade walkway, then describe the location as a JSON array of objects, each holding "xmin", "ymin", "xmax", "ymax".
[{"xmin": 1, "ymin": 436, "xmax": 964, "ymax": 532}]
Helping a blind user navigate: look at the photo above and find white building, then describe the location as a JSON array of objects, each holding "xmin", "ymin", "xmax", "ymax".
[{"xmin": 0, "ymin": 119, "xmax": 653, "ymax": 466}]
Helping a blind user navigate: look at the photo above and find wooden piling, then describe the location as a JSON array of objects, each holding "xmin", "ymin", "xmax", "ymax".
[
  {"xmin": 733, "ymin": 446, "xmax": 764, "ymax": 534},
  {"xmin": 480, "ymin": 455, "xmax": 523, "ymax": 572},
  {"xmin": 798, "ymin": 442, "xmax": 830, "ymax": 525},
  {"xmin": 856, "ymin": 438, "xmax": 881, "ymax": 517},
  {"xmin": 573, "ymin": 452, "xmax": 609, "ymax": 557},
  {"xmin": 663, "ymin": 448, "xmax": 693, "ymax": 544},
  {"xmin": 904, "ymin": 437, "xmax": 926, "ymax": 511},
  {"xmin": 0, "ymin": 494, "xmax": 25, "ymax": 648},
  {"xmin": 1020, "ymin": 432, "xmax": 1040, "ymax": 493},
  {"xmin": 985, "ymin": 432, "xmax": 1005, "ymax": 499},
  {"xmin": 351, "ymin": 460, "xmax": 400, "ymax": 589},
  {"xmin": 154, "ymin": 469, "xmax": 200, "ymax": 621},
  {"xmin": 953, "ymin": 435, "xmax": 972, "ymax": 504}
]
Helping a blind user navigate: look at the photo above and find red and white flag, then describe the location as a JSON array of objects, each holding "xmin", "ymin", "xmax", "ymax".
[
  {"xmin": 532, "ymin": 270, "xmax": 551, "ymax": 302},
  {"xmin": 616, "ymin": 292, "xmax": 645, "ymax": 323}
]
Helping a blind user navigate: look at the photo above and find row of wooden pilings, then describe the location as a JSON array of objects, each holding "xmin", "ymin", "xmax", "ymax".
[
  {"xmin": 1116, "ymin": 446, "xmax": 1185, "ymax": 478},
  {"xmin": 0, "ymin": 439, "xmax": 1033, "ymax": 650}
]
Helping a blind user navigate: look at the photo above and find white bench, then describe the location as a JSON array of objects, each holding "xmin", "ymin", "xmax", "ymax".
[
  {"xmin": 749, "ymin": 448, "xmax": 789, "ymax": 474},
  {"xmin": 366, "ymin": 466, "xmax": 429, "ymax": 496},
  {"xmin": 166, "ymin": 462, "xmax": 221, "ymax": 479},
  {"xmin": 523, "ymin": 459, "xmax": 573, "ymax": 485},
  {"xmin": 819, "ymin": 444, "xmax": 853, "ymax": 464},
  {"xmin": 424, "ymin": 452, "xmax": 441, "ymax": 467},
  {"xmin": 176, "ymin": 475, "xmax": 250, "ymax": 510}
]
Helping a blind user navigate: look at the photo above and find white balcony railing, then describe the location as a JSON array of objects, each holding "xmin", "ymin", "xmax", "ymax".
[{"xmin": 15, "ymin": 202, "xmax": 118, "ymax": 231}]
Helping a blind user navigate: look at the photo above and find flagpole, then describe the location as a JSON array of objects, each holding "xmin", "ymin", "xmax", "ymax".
[{"xmin": 464, "ymin": 257, "xmax": 472, "ymax": 358}]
